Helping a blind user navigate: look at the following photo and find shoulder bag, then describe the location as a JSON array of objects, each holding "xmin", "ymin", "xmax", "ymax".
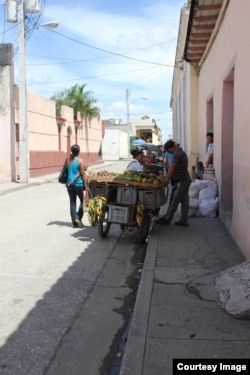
[{"xmin": 58, "ymin": 158, "xmax": 68, "ymax": 184}]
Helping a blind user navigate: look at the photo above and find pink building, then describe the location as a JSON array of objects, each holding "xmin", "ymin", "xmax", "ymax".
[
  {"xmin": 172, "ymin": 0, "xmax": 250, "ymax": 258},
  {"xmin": 0, "ymin": 44, "xmax": 103, "ymax": 182}
]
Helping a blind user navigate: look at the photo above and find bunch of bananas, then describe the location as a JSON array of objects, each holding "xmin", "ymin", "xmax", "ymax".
[
  {"xmin": 87, "ymin": 195, "xmax": 107, "ymax": 226},
  {"xmin": 136, "ymin": 202, "xmax": 144, "ymax": 226}
]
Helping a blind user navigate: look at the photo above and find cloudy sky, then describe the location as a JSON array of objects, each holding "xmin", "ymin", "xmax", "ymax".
[{"xmin": 0, "ymin": 0, "xmax": 186, "ymax": 140}]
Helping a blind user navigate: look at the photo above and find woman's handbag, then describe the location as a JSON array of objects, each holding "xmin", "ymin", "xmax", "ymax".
[{"xmin": 58, "ymin": 159, "xmax": 68, "ymax": 184}]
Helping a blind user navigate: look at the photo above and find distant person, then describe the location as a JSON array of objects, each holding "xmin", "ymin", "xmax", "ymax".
[
  {"xmin": 127, "ymin": 149, "xmax": 144, "ymax": 172},
  {"xmin": 206, "ymin": 132, "xmax": 214, "ymax": 167},
  {"xmin": 191, "ymin": 161, "xmax": 204, "ymax": 180},
  {"xmin": 156, "ymin": 140, "xmax": 191, "ymax": 227},
  {"xmin": 66, "ymin": 144, "xmax": 87, "ymax": 228},
  {"xmin": 163, "ymin": 150, "xmax": 173, "ymax": 172}
]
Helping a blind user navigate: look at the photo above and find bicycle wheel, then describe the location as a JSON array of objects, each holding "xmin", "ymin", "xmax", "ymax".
[{"xmin": 98, "ymin": 205, "xmax": 111, "ymax": 238}]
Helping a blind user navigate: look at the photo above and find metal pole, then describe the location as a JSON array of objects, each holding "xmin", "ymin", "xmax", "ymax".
[
  {"xmin": 126, "ymin": 88, "xmax": 130, "ymax": 158},
  {"xmin": 18, "ymin": 0, "xmax": 29, "ymax": 183}
]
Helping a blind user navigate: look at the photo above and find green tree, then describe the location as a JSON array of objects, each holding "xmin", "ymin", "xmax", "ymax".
[{"xmin": 50, "ymin": 84, "xmax": 101, "ymax": 120}]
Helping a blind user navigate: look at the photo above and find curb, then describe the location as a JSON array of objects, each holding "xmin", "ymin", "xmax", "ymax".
[
  {"xmin": 119, "ymin": 224, "xmax": 160, "ymax": 375},
  {"xmin": 0, "ymin": 161, "xmax": 124, "ymax": 196},
  {"xmin": 0, "ymin": 175, "xmax": 58, "ymax": 196}
]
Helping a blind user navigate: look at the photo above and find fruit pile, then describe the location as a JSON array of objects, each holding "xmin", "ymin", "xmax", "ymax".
[{"xmin": 114, "ymin": 170, "xmax": 164, "ymax": 185}]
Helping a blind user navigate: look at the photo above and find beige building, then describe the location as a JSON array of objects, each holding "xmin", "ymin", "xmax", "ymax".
[
  {"xmin": 171, "ymin": 0, "xmax": 250, "ymax": 258},
  {"xmin": 133, "ymin": 118, "xmax": 162, "ymax": 145}
]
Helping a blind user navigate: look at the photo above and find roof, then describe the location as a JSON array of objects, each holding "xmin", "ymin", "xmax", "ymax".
[{"xmin": 184, "ymin": 0, "xmax": 225, "ymax": 65}]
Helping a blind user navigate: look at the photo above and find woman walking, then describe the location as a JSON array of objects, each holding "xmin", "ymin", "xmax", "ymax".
[{"xmin": 66, "ymin": 144, "xmax": 87, "ymax": 228}]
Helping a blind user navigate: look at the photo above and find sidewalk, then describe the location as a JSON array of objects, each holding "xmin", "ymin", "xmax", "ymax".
[
  {"xmin": 0, "ymin": 174, "xmax": 58, "ymax": 195},
  {"xmin": 0, "ymin": 161, "xmax": 115, "ymax": 196},
  {"xmin": 120, "ymin": 216, "xmax": 249, "ymax": 375},
  {"xmin": 1, "ymin": 170, "xmax": 249, "ymax": 375}
]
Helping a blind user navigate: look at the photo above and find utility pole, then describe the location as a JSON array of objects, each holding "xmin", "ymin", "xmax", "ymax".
[
  {"xmin": 126, "ymin": 89, "xmax": 131, "ymax": 158},
  {"xmin": 126, "ymin": 89, "xmax": 147, "ymax": 157},
  {"xmin": 6, "ymin": 0, "xmax": 57, "ymax": 182},
  {"xmin": 18, "ymin": 0, "xmax": 29, "ymax": 183}
]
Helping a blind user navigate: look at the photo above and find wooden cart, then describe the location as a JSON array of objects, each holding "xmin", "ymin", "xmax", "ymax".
[{"xmin": 87, "ymin": 177, "xmax": 166, "ymax": 244}]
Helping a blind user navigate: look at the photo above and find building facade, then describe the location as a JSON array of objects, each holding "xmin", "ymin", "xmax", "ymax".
[
  {"xmin": 0, "ymin": 44, "xmax": 103, "ymax": 183},
  {"xmin": 172, "ymin": 0, "xmax": 250, "ymax": 258}
]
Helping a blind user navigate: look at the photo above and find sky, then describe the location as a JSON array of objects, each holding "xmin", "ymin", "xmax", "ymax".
[{"xmin": 0, "ymin": 0, "xmax": 186, "ymax": 141}]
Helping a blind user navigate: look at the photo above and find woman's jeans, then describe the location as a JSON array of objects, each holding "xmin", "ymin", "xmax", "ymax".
[{"xmin": 67, "ymin": 185, "xmax": 84, "ymax": 225}]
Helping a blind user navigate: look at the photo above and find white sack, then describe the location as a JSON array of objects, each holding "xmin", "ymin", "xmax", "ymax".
[
  {"xmin": 198, "ymin": 180, "xmax": 218, "ymax": 200},
  {"xmin": 198, "ymin": 197, "xmax": 219, "ymax": 218}
]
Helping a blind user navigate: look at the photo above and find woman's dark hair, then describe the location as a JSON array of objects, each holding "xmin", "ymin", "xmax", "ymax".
[
  {"xmin": 70, "ymin": 144, "xmax": 80, "ymax": 158},
  {"xmin": 131, "ymin": 149, "xmax": 143, "ymax": 158}
]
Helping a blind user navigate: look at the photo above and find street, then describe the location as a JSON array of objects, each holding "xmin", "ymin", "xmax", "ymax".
[{"xmin": 0, "ymin": 161, "xmax": 147, "ymax": 375}]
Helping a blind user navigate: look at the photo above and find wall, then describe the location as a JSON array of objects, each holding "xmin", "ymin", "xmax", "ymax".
[
  {"xmin": 198, "ymin": 0, "xmax": 250, "ymax": 257},
  {"xmin": 11, "ymin": 87, "xmax": 103, "ymax": 179},
  {"xmin": 102, "ymin": 128, "xmax": 128, "ymax": 160}
]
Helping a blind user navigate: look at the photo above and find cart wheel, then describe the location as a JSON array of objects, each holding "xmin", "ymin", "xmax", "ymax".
[
  {"xmin": 98, "ymin": 206, "xmax": 111, "ymax": 238},
  {"xmin": 136, "ymin": 212, "xmax": 150, "ymax": 244}
]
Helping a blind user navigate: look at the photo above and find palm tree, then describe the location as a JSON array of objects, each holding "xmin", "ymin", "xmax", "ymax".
[{"xmin": 51, "ymin": 84, "xmax": 101, "ymax": 120}]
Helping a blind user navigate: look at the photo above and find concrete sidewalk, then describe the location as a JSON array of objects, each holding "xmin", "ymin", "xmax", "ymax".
[
  {"xmin": 0, "ymin": 161, "xmax": 116, "ymax": 196},
  {"xmin": 120, "ymin": 216, "xmax": 249, "ymax": 375},
  {"xmin": 1, "ymin": 169, "xmax": 249, "ymax": 375}
]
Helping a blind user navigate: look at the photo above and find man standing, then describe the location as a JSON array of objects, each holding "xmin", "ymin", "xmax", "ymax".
[
  {"xmin": 156, "ymin": 140, "xmax": 191, "ymax": 227},
  {"xmin": 205, "ymin": 132, "xmax": 214, "ymax": 167}
]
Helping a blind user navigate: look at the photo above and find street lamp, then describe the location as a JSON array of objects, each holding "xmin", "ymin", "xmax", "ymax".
[
  {"xmin": 126, "ymin": 89, "xmax": 147, "ymax": 157},
  {"xmin": 17, "ymin": 0, "xmax": 58, "ymax": 182}
]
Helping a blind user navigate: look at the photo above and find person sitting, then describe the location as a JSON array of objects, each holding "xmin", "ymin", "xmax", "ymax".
[
  {"xmin": 127, "ymin": 149, "xmax": 144, "ymax": 172},
  {"xmin": 191, "ymin": 161, "xmax": 204, "ymax": 180}
]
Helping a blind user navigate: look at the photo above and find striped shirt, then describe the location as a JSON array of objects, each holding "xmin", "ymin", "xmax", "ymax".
[{"xmin": 171, "ymin": 147, "xmax": 189, "ymax": 181}]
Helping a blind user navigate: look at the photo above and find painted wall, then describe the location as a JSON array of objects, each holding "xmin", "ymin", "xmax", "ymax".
[
  {"xmin": 102, "ymin": 128, "xmax": 128, "ymax": 160},
  {"xmin": 0, "ymin": 41, "xmax": 103, "ymax": 182},
  {"xmin": 15, "ymin": 90, "xmax": 103, "ymax": 177},
  {"xmin": 198, "ymin": 0, "xmax": 250, "ymax": 257}
]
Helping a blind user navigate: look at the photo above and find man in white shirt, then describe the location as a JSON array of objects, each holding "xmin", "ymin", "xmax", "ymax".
[{"xmin": 206, "ymin": 132, "xmax": 214, "ymax": 167}]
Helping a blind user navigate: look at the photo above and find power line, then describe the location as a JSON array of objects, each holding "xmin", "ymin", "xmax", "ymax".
[{"xmin": 49, "ymin": 28, "xmax": 178, "ymax": 68}]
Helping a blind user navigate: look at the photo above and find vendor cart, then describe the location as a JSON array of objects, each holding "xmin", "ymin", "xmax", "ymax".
[{"xmin": 87, "ymin": 176, "xmax": 166, "ymax": 244}]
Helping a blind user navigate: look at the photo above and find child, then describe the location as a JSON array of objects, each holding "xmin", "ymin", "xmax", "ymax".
[{"xmin": 192, "ymin": 161, "xmax": 204, "ymax": 180}]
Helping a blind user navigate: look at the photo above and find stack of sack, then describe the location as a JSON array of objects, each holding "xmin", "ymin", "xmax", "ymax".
[{"xmin": 189, "ymin": 179, "xmax": 218, "ymax": 218}]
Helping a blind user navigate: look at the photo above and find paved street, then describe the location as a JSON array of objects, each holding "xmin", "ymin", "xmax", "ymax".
[{"xmin": 0, "ymin": 160, "xmax": 146, "ymax": 375}]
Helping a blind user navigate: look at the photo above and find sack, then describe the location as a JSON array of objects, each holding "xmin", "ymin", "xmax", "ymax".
[{"xmin": 58, "ymin": 161, "xmax": 68, "ymax": 184}]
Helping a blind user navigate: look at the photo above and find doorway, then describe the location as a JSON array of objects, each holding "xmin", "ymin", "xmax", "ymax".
[{"xmin": 221, "ymin": 68, "xmax": 234, "ymax": 228}]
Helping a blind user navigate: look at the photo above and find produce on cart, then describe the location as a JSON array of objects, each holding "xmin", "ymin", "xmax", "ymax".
[{"xmin": 86, "ymin": 170, "xmax": 166, "ymax": 244}]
